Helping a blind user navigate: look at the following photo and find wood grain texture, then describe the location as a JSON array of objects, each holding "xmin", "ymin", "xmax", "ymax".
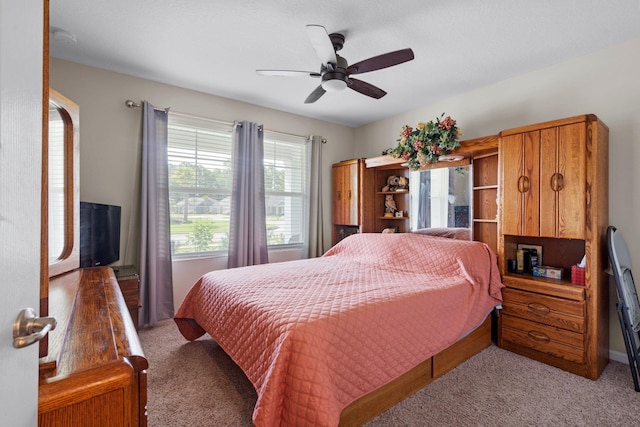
[
  {"xmin": 365, "ymin": 135, "xmax": 499, "ymax": 170},
  {"xmin": 501, "ymin": 287, "xmax": 584, "ymax": 332},
  {"xmin": 498, "ymin": 115, "xmax": 608, "ymax": 380},
  {"xmin": 332, "ymin": 159, "xmax": 360, "ymax": 226},
  {"xmin": 39, "ymin": 267, "xmax": 148, "ymax": 427},
  {"xmin": 331, "ymin": 159, "xmax": 372, "ymax": 245}
]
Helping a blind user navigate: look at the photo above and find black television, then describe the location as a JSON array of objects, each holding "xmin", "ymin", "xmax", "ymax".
[{"xmin": 79, "ymin": 201, "xmax": 122, "ymax": 268}]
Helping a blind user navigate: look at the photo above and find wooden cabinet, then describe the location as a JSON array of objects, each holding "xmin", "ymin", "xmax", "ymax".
[
  {"xmin": 498, "ymin": 115, "xmax": 609, "ymax": 380},
  {"xmin": 331, "ymin": 159, "xmax": 374, "ymax": 245},
  {"xmin": 502, "ymin": 121, "xmax": 586, "ymax": 239},
  {"xmin": 39, "ymin": 267, "xmax": 148, "ymax": 426},
  {"xmin": 332, "ymin": 159, "xmax": 360, "ymax": 227},
  {"xmin": 114, "ymin": 265, "xmax": 141, "ymax": 331}
]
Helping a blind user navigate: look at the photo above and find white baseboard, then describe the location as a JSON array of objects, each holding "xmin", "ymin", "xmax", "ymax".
[{"xmin": 610, "ymin": 349, "xmax": 630, "ymax": 364}]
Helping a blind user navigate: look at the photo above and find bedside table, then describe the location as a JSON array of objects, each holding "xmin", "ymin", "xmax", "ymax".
[{"xmin": 113, "ymin": 265, "xmax": 140, "ymax": 331}]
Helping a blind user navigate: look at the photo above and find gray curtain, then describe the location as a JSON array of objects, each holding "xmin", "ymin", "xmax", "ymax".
[
  {"xmin": 227, "ymin": 121, "xmax": 269, "ymax": 268},
  {"xmin": 307, "ymin": 135, "xmax": 325, "ymax": 257},
  {"xmin": 139, "ymin": 102, "xmax": 174, "ymax": 327}
]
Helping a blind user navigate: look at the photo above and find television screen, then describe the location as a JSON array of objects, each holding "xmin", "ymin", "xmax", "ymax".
[{"xmin": 79, "ymin": 202, "xmax": 121, "ymax": 268}]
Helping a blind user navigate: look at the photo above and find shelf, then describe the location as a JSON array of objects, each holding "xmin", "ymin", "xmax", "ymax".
[
  {"xmin": 473, "ymin": 218, "xmax": 498, "ymax": 223},
  {"xmin": 378, "ymin": 216, "xmax": 409, "ymax": 220},
  {"xmin": 377, "ymin": 190, "xmax": 409, "ymax": 195},
  {"xmin": 473, "ymin": 185, "xmax": 498, "ymax": 191}
]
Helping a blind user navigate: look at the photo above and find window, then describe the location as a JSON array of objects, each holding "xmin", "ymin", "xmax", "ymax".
[
  {"xmin": 167, "ymin": 114, "xmax": 309, "ymax": 257},
  {"xmin": 263, "ymin": 131, "xmax": 308, "ymax": 247}
]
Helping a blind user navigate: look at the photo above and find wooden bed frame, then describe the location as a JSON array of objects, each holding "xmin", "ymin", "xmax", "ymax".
[{"xmin": 339, "ymin": 314, "xmax": 493, "ymax": 426}]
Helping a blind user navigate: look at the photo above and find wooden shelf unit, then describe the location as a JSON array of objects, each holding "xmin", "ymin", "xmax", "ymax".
[
  {"xmin": 472, "ymin": 150, "xmax": 499, "ymax": 254},
  {"xmin": 371, "ymin": 167, "xmax": 411, "ymax": 233},
  {"xmin": 497, "ymin": 115, "xmax": 609, "ymax": 380}
]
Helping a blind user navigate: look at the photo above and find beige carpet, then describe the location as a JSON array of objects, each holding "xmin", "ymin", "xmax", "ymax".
[{"xmin": 140, "ymin": 319, "xmax": 640, "ymax": 426}]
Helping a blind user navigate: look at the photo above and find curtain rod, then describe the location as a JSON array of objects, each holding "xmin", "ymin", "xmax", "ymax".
[
  {"xmin": 125, "ymin": 99, "xmax": 169, "ymax": 112},
  {"xmin": 125, "ymin": 101, "xmax": 326, "ymax": 143}
]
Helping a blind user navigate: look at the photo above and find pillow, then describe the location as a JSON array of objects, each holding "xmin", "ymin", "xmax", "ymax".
[{"xmin": 412, "ymin": 227, "xmax": 471, "ymax": 241}]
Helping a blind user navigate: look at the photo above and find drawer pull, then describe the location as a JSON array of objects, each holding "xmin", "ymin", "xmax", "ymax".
[
  {"xmin": 550, "ymin": 172, "xmax": 564, "ymax": 192},
  {"xmin": 517, "ymin": 175, "xmax": 530, "ymax": 193},
  {"xmin": 527, "ymin": 330, "xmax": 551, "ymax": 343},
  {"xmin": 527, "ymin": 302, "xmax": 551, "ymax": 315}
]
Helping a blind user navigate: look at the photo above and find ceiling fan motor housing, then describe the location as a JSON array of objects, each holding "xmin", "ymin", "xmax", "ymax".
[{"xmin": 321, "ymin": 53, "xmax": 349, "ymax": 91}]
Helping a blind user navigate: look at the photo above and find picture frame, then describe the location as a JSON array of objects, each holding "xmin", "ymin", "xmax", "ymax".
[{"xmin": 517, "ymin": 243, "xmax": 543, "ymax": 265}]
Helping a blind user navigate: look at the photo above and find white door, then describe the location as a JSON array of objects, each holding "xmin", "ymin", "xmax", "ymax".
[{"xmin": 0, "ymin": 1, "xmax": 45, "ymax": 426}]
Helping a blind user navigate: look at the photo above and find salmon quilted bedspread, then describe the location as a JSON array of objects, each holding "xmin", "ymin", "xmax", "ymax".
[{"xmin": 174, "ymin": 233, "xmax": 503, "ymax": 427}]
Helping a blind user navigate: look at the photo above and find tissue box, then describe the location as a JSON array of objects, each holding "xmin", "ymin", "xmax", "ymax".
[
  {"xmin": 544, "ymin": 266, "xmax": 563, "ymax": 280},
  {"xmin": 571, "ymin": 265, "xmax": 586, "ymax": 286}
]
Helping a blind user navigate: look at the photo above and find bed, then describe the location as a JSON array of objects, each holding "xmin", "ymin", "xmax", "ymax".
[{"xmin": 174, "ymin": 233, "xmax": 503, "ymax": 427}]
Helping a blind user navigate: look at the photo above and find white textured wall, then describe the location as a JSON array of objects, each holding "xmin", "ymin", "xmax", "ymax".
[
  {"xmin": 50, "ymin": 58, "xmax": 356, "ymax": 308},
  {"xmin": 354, "ymin": 37, "xmax": 640, "ymax": 356}
]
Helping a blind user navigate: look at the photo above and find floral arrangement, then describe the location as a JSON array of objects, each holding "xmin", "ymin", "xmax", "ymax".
[{"xmin": 382, "ymin": 113, "xmax": 462, "ymax": 170}]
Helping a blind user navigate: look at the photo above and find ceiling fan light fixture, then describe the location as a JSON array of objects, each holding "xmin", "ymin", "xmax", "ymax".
[{"xmin": 321, "ymin": 79, "xmax": 347, "ymax": 92}]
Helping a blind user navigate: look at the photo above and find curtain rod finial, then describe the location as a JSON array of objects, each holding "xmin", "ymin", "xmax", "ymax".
[{"xmin": 125, "ymin": 100, "xmax": 141, "ymax": 108}]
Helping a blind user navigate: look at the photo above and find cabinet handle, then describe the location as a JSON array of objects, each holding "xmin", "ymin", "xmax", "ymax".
[
  {"xmin": 550, "ymin": 173, "xmax": 564, "ymax": 192},
  {"xmin": 517, "ymin": 175, "xmax": 530, "ymax": 193},
  {"xmin": 527, "ymin": 330, "xmax": 551, "ymax": 343},
  {"xmin": 527, "ymin": 302, "xmax": 551, "ymax": 316},
  {"xmin": 337, "ymin": 190, "xmax": 341, "ymax": 201}
]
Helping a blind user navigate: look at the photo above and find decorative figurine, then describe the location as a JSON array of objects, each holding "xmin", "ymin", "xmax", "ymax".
[{"xmin": 384, "ymin": 194, "xmax": 397, "ymax": 217}]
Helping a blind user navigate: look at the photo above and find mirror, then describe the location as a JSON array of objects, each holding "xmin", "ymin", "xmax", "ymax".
[
  {"xmin": 409, "ymin": 164, "xmax": 472, "ymax": 233},
  {"xmin": 48, "ymin": 88, "xmax": 79, "ymax": 277},
  {"xmin": 48, "ymin": 106, "xmax": 65, "ymax": 262}
]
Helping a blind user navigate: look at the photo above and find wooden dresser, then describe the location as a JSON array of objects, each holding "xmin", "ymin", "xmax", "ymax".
[
  {"xmin": 114, "ymin": 265, "xmax": 141, "ymax": 331},
  {"xmin": 497, "ymin": 115, "xmax": 609, "ymax": 379},
  {"xmin": 39, "ymin": 267, "xmax": 148, "ymax": 426}
]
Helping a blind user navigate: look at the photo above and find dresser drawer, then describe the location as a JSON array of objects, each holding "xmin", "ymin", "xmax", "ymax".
[
  {"xmin": 501, "ymin": 314, "xmax": 584, "ymax": 364},
  {"xmin": 501, "ymin": 287, "xmax": 584, "ymax": 333},
  {"xmin": 118, "ymin": 277, "xmax": 139, "ymax": 308}
]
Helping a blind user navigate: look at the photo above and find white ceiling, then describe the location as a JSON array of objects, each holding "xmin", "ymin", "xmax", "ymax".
[{"xmin": 50, "ymin": 0, "xmax": 640, "ymax": 128}]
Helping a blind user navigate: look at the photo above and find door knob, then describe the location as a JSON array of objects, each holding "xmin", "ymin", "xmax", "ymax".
[{"xmin": 13, "ymin": 307, "xmax": 56, "ymax": 349}]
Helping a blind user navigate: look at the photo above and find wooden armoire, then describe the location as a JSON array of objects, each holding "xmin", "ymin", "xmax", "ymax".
[
  {"xmin": 331, "ymin": 159, "xmax": 375, "ymax": 245},
  {"xmin": 497, "ymin": 114, "xmax": 609, "ymax": 380}
]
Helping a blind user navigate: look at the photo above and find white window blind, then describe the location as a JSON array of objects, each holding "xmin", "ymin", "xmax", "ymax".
[
  {"xmin": 168, "ymin": 115, "xmax": 233, "ymax": 256},
  {"xmin": 263, "ymin": 131, "xmax": 308, "ymax": 246},
  {"xmin": 168, "ymin": 114, "xmax": 309, "ymax": 257}
]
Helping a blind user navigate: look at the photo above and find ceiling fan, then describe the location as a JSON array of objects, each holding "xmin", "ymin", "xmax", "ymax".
[{"xmin": 256, "ymin": 25, "xmax": 415, "ymax": 104}]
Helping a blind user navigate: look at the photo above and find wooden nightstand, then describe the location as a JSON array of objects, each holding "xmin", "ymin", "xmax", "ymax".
[{"xmin": 113, "ymin": 265, "xmax": 140, "ymax": 331}]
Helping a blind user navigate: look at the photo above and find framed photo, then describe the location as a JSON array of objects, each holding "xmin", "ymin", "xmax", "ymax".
[{"xmin": 517, "ymin": 244, "xmax": 543, "ymax": 265}]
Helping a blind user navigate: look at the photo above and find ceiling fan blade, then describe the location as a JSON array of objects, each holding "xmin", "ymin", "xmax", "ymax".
[
  {"xmin": 348, "ymin": 78, "xmax": 387, "ymax": 99},
  {"xmin": 257, "ymin": 69, "xmax": 321, "ymax": 77},
  {"xmin": 307, "ymin": 24, "xmax": 337, "ymax": 65},
  {"xmin": 304, "ymin": 85, "xmax": 326, "ymax": 104},
  {"xmin": 346, "ymin": 48, "xmax": 414, "ymax": 75}
]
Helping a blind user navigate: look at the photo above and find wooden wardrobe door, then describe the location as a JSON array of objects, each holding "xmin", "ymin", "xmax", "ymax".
[
  {"xmin": 540, "ymin": 123, "xmax": 586, "ymax": 239},
  {"xmin": 502, "ymin": 131, "xmax": 540, "ymax": 236}
]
